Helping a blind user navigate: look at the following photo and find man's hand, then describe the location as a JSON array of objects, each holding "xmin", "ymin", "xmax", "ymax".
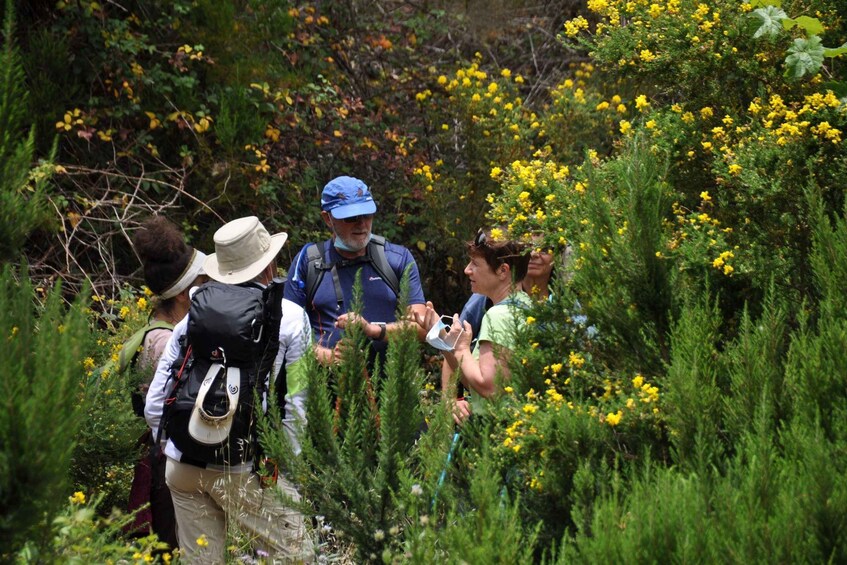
[
  {"xmin": 314, "ymin": 342, "xmax": 348, "ymax": 365},
  {"xmin": 335, "ymin": 312, "xmax": 383, "ymax": 340}
]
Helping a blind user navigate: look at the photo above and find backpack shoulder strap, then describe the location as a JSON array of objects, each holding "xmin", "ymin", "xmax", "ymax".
[
  {"xmin": 367, "ymin": 235, "xmax": 401, "ymax": 297},
  {"xmin": 118, "ymin": 319, "xmax": 175, "ymax": 374},
  {"xmin": 304, "ymin": 241, "xmax": 329, "ymax": 306},
  {"xmin": 304, "ymin": 240, "xmax": 346, "ymax": 311}
]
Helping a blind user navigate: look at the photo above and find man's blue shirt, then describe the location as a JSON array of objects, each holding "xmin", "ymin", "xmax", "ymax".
[{"xmin": 285, "ymin": 239, "xmax": 425, "ymax": 353}]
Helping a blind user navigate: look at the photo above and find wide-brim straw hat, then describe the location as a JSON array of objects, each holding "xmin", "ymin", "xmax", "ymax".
[{"xmin": 203, "ymin": 216, "xmax": 287, "ymax": 284}]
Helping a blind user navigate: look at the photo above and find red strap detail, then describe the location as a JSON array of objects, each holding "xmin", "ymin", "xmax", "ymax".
[
  {"xmin": 165, "ymin": 344, "xmax": 193, "ymax": 406},
  {"xmin": 176, "ymin": 344, "xmax": 192, "ymax": 381}
]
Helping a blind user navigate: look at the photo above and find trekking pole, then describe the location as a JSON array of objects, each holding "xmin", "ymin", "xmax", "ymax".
[{"xmin": 431, "ymin": 429, "xmax": 460, "ymax": 513}]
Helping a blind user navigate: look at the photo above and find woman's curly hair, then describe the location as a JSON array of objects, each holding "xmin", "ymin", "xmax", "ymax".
[{"xmin": 132, "ymin": 216, "xmax": 194, "ymax": 295}]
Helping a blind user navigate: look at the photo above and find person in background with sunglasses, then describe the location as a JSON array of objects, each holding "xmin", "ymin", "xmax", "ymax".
[
  {"xmin": 285, "ymin": 176, "xmax": 427, "ymax": 368},
  {"xmin": 417, "ymin": 227, "xmax": 531, "ymax": 424}
]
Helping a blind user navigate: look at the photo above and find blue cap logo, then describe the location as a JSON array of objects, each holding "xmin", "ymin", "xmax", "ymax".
[{"xmin": 320, "ymin": 176, "xmax": 378, "ymax": 219}]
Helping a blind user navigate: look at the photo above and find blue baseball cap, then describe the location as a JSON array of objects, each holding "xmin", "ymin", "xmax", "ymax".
[{"xmin": 320, "ymin": 176, "xmax": 378, "ymax": 219}]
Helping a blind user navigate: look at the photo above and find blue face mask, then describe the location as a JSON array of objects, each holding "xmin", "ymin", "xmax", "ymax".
[
  {"xmin": 426, "ymin": 315, "xmax": 464, "ymax": 351},
  {"xmin": 330, "ymin": 220, "xmax": 372, "ymax": 253}
]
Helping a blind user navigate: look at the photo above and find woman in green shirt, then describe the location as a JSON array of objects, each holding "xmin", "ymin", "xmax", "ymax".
[{"xmin": 420, "ymin": 228, "xmax": 530, "ymax": 423}]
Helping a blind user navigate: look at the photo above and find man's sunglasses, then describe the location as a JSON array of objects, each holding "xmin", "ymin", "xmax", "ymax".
[{"xmin": 339, "ymin": 214, "xmax": 374, "ymax": 224}]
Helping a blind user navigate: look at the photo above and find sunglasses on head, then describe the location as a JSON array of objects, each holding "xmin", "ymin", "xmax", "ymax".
[
  {"xmin": 473, "ymin": 229, "xmax": 488, "ymax": 247},
  {"xmin": 339, "ymin": 214, "xmax": 374, "ymax": 224}
]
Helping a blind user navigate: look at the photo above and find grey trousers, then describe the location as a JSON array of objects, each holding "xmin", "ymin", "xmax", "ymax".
[{"xmin": 165, "ymin": 457, "xmax": 313, "ymax": 564}]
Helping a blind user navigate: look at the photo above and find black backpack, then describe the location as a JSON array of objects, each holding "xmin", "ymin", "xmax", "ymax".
[
  {"xmin": 163, "ymin": 279, "xmax": 285, "ymax": 466},
  {"xmin": 303, "ymin": 235, "xmax": 400, "ymax": 308}
]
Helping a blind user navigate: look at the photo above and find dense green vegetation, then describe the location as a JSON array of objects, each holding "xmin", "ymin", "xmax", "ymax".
[{"xmin": 1, "ymin": 0, "xmax": 846, "ymax": 562}]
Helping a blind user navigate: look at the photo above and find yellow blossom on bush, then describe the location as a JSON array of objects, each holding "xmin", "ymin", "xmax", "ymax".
[
  {"xmin": 619, "ymin": 120, "xmax": 632, "ymax": 134},
  {"xmin": 728, "ymin": 164, "xmax": 742, "ymax": 175},
  {"xmin": 523, "ymin": 403, "xmax": 538, "ymax": 415},
  {"xmin": 568, "ymin": 351, "xmax": 585, "ymax": 368},
  {"xmin": 606, "ymin": 410, "xmax": 623, "ymax": 426},
  {"xmin": 526, "ymin": 316, "xmax": 536, "ymax": 325},
  {"xmin": 69, "ymin": 491, "xmax": 86, "ymax": 505},
  {"xmin": 635, "ymin": 95, "xmax": 650, "ymax": 110},
  {"xmin": 564, "ymin": 16, "xmax": 590, "ymax": 37}
]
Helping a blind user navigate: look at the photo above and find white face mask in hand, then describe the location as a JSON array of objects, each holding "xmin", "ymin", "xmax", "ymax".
[{"xmin": 426, "ymin": 315, "xmax": 464, "ymax": 351}]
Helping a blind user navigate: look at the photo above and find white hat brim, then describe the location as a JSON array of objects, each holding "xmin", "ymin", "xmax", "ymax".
[
  {"xmin": 203, "ymin": 232, "xmax": 287, "ymax": 284},
  {"xmin": 188, "ymin": 366, "xmax": 240, "ymax": 446}
]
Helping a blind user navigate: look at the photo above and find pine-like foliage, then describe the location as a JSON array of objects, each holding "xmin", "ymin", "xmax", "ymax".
[
  {"xmin": 0, "ymin": 266, "xmax": 90, "ymax": 554},
  {"xmin": 0, "ymin": 0, "xmax": 49, "ymax": 263},
  {"xmin": 560, "ymin": 190, "xmax": 847, "ymax": 563},
  {"xmin": 784, "ymin": 190, "xmax": 847, "ymax": 441},
  {"xmin": 571, "ymin": 136, "xmax": 674, "ymax": 373},
  {"xmin": 662, "ymin": 294, "xmax": 723, "ymax": 472},
  {"xmin": 405, "ymin": 446, "xmax": 541, "ymax": 563},
  {"xmin": 264, "ymin": 271, "xmax": 426, "ymax": 562}
]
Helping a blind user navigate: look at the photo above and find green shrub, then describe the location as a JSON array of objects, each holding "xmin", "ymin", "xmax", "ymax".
[
  {"xmin": 14, "ymin": 492, "xmax": 169, "ymax": 563},
  {"xmin": 0, "ymin": 266, "xmax": 90, "ymax": 555},
  {"xmin": 0, "ymin": 0, "xmax": 50, "ymax": 262},
  {"xmin": 263, "ymin": 274, "xmax": 427, "ymax": 562}
]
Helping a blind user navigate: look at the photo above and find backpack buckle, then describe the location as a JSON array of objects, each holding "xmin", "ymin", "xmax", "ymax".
[{"xmin": 251, "ymin": 318, "xmax": 264, "ymax": 343}]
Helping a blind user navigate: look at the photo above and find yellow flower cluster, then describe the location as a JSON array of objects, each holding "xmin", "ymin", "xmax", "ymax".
[
  {"xmin": 564, "ymin": 16, "xmax": 590, "ymax": 37},
  {"xmin": 752, "ymin": 91, "xmax": 843, "ymax": 147},
  {"xmin": 413, "ymin": 162, "xmax": 441, "ymax": 193},
  {"xmin": 487, "ymin": 157, "xmax": 574, "ymax": 243},
  {"xmin": 712, "ymin": 250, "xmax": 735, "ymax": 275}
]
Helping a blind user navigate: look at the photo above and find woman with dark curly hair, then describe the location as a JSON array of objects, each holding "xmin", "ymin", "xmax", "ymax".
[{"xmin": 125, "ymin": 216, "xmax": 207, "ymax": 549}]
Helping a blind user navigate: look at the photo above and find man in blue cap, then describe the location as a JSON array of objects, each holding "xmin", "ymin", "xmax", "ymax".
[{"xmin": 285, "ymin": 175, "xmax": 427, "ymax": 366}]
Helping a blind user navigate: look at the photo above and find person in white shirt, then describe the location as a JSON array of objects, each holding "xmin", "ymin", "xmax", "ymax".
[{"xmin": 145, "ymin": 216, "xmax": 312, "ymax": 563}]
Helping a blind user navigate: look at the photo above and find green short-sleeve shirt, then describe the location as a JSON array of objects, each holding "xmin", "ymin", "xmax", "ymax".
[
  {"xmin": 473, "ymin": 290, "xmax": 532, "ymax": 359},
  {"xmin": 466, "ymin": 291, "xmax": 531, "ymax": 410}
]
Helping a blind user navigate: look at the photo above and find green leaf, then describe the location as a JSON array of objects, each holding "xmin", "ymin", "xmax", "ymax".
[
  {"xmin": 784, "ymin": 36, "xmax": 825, "ymax": 79},
  {"xmin": 823, "ymin": 42, "xmax": 847, "ymax": 58},
  {"xmin": 752, "ymin": 6, "xmax": 788, "ymax": 39},
  {"xmin": 792, "ymin": 16, "xmax": 825, "ymax": 36},
  {"xmin": 750, "ymin": 0, "xmax": 781, "ymax": 7}
]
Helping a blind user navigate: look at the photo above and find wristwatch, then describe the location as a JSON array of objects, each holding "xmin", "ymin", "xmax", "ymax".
[{"xmin": 374, "ymin": 322, "xmax": 387, "ymax": 341}]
